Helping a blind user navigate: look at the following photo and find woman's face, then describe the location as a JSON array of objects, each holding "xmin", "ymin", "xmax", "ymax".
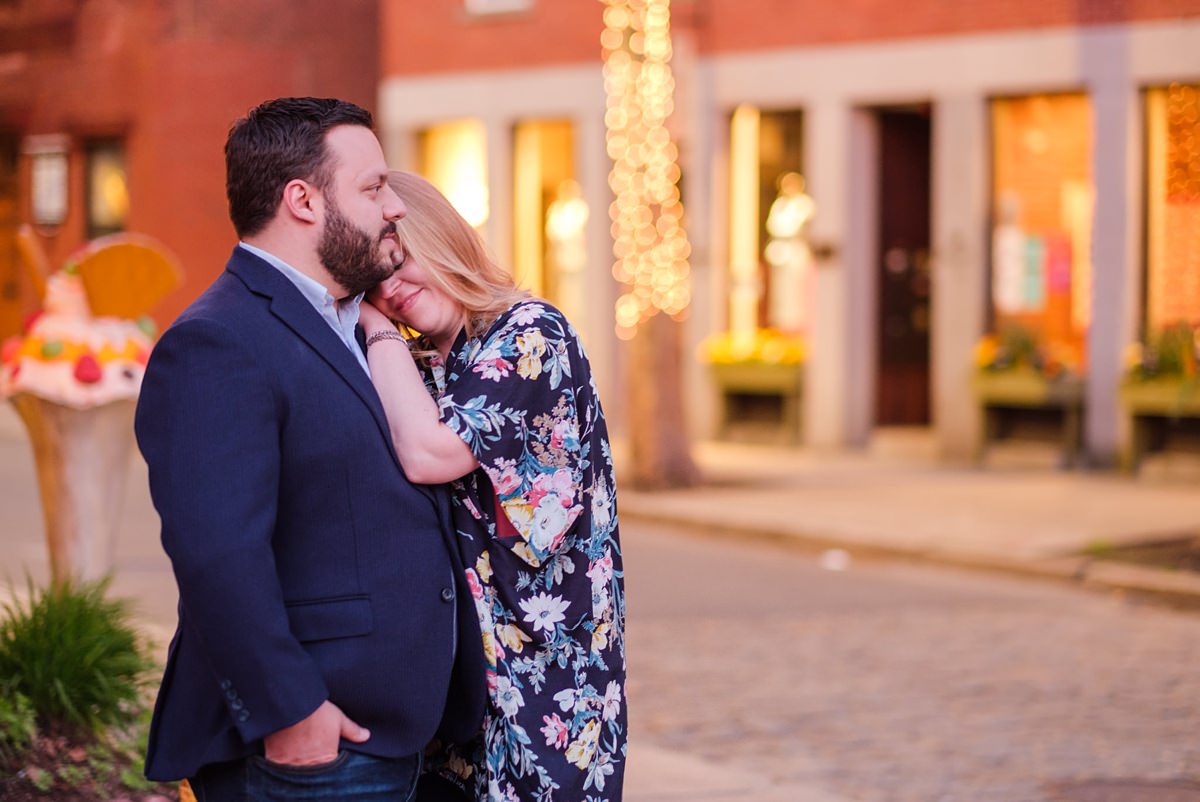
[{"xmin": 370, "ymin": 248, "xmax": 464, "ymax": 345}]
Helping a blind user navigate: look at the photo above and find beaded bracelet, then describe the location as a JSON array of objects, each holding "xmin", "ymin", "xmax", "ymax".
[{"xmin": 364, "ymin": 329, "xmax": 409, "ymax": 348}]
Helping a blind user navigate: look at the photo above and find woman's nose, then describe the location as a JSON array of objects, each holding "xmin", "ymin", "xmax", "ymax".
[{"xmin": 376, "ymin": 273, "xmax": 402, "ymax": 298}]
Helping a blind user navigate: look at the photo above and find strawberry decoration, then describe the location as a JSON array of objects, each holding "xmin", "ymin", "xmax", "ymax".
[
  {"xmin": 22, "ymin": 310, "xmax": 43, "ymax": 333},
  {"xmin": 73, "ymin": 352, "xmax": 103, "ymax": 384},
  {"xmin": 1, "ymin": 337, "xmax": 19, "ymax": 365}
]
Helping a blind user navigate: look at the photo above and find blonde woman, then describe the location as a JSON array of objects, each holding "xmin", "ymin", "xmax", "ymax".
[{"xmin": 359, "ymin": 171, "xmax": 626, "ymax": 802}]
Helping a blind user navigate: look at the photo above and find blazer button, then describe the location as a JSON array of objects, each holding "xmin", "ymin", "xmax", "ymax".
[
  {"xmin": 225, "ymin": 689, "xmax": 238, "ymax": 701},
  {"xmin": 440, "ymin": 587, "xmax": 455, "ymax": 602},
  {"xmin": 237, "ymin": 710, "xmax": 250, "ymax": 723},
  {"xmin": 219, "ymin": 680, "xmax": 233, "ymax": 691},
  {"xmin": 231, "ymin": 698, "xmax": 244, "ymax": 711}
]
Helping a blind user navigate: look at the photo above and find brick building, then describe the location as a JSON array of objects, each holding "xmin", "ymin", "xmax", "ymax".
[
  {"xmin": 0, "ymin": 0, "xmax": 380, "ymax": 330},
  {"xmin": 378, "ymin": 0, "xmax": 1200, "ymax": 464}
]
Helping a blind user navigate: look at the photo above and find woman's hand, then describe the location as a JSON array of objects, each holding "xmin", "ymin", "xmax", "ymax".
[{"xmin": 358, "ymin": 298, "xmax": 395, "ymax": 337}]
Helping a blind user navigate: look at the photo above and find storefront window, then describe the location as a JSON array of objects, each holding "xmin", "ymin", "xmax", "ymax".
[
  {"xmin": 989, "ymin": 94, "xmax": 1093, "ymax": 368},
  {"xmin": 727, "ymin": 105, "xmax": 811, "ymax": 345},
  {"xmin": 85, "ymin": 139, "xmax": 128, "ymax": 238},
  {"xmin": 26, "ymin": 134, "xmax": 69, "ymax": 230},
  {"xmin": 512, "ymin": 119, "xmax": 583, "ymax": 315},
  {"xmin": 418, "ymin": 120, "xmax": 489, "ymax": 229},
  {"xmin": 1145, "ymin": 83, "xmax": 1200, "ymax": 332}
]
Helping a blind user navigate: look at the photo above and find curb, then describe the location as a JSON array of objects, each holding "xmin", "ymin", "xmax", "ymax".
[{"xmin": 618, "ymin": 498, "xmax": 1200, "ymax": 609}]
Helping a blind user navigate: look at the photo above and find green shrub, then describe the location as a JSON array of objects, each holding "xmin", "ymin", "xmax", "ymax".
[
  {"xmin": 0, "ymin": 577, "xmax": 154, "ymax": 737},
  {"xmin": 0, "ymin": 685, "xmax": 36, "ymax": 763}
]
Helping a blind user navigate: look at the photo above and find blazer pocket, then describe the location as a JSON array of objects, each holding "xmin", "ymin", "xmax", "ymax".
[{"xmin": 285, "ymin": 595, "xmax": 374, "ymax": 643}]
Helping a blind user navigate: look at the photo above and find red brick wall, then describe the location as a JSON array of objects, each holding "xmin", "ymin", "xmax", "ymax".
[
  {"xmin": 381, "ymin": 0, "xmax": 601, "ymax": 76},
  {"xmin": 701, "ymin": 0, "xmax": 1200, "ymax": 52},
  {"xmin": 380, "ymin": 0, "xmax": 1200, "ymax": 76},
  {"xmin": 0, "ymin": 0, "xmax": 380, "ymax": 326}
]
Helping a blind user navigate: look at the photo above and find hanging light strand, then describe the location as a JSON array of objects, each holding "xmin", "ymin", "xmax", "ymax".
[{"xmin": 602, "ymin": 0, "xmax": 692, "ymax": 340}]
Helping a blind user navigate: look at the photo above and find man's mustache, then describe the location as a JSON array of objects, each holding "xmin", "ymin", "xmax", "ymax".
[{"xmin": 379, "ymin": 222, "xmax": 397, "ymax": 242}]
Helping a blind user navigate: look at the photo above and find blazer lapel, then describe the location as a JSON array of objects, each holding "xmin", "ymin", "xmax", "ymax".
[{"xmin": 225, "ymin": 247, "xmax": 401, "ymax": 468}]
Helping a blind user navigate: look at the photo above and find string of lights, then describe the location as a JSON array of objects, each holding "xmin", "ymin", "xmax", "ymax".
[{"xmin": 601, "ymin": 0, "xmax": 691, "ymax": 339}]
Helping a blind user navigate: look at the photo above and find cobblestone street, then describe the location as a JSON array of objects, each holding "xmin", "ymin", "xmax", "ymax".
[{"xmin": 624, "ymin": 523, "xmax": 1200, "ymax": 802}]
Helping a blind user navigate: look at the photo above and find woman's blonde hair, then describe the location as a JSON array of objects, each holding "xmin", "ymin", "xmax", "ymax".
[{"xmin": 388, "ymin": 171, "xmax": 528, "ymax": 340}]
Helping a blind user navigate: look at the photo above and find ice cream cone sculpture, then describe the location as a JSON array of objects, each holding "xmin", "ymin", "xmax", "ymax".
[{"xmin": 2, "ymin": 232, "xmax": 181, "ymax": 583}]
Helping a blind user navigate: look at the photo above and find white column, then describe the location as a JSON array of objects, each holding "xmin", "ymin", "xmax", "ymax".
[
  {"xmin": 843, "ymin": 108, "xmax": 879, "ymax": 447},
  {"xmin": 1084, "ymin": 29, "xmax": 1140, "ymax": 465},
  {"xmin": 930, "ymin": 93, "xmax": 989, "ymax": 461},
  {"xmin": 484, "ymin": 118, "xmax": 514, "ymax": 280},
  {"xmin": 803, "ymin": 100, "xmax": 851, "ymax": 449}
]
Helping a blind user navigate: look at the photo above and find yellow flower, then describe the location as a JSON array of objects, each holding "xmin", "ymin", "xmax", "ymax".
[
  {"xmin": 590, "ymin": 621, "xmax": 610, "ymax": 654},
  {"xmin": 475, "ymin": 551, "xmax": 493, "ymax": 583},
  {"xmin": 516, "ymin": 330, "xmax": 547, "ymax": 380},
  {"xmin": 973, "ymin": 335, "xmax": 999, "ymax": 368},
  {"xmin": 512, "ymin": 542, "xmax": 542, "ymax": 568},
  {"xmin": 698, "ymin": 329, "xmax": 806, "ymax": 365},
  {"xmin": 564, "ymin": 719, "xmax": 601, "ymax": 769},
  {"xmin": 497, "ymin": 623, "xmax": 532, "ymax": 654},
  {"xmin": 481, "ymin": 631, "xmax": 498, "ymax": 668}
]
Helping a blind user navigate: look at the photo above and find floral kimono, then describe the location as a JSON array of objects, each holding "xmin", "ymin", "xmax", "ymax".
[{"xmin": 422, "ymin": 300, "xmax": 626, "ymax": 802}]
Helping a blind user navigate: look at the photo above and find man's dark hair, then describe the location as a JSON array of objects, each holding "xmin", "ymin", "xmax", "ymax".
[{"xmin": 225, "ymin": 97, "xmax": 374, "ymax": 238}]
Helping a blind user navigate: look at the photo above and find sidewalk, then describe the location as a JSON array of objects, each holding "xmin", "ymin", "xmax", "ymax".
[{"xmin": 617, "ymin": 432, "xmax": 1200, "ymax": 605}]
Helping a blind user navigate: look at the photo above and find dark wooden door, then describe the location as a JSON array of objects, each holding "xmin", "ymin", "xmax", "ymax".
[{"xmin": 875, "ymin": 109, "xmax": 932, "ymax": 426}]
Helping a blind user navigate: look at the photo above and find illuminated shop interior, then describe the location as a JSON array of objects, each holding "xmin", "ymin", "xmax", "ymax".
[
  {"xmin": 1145, "ymin": 83, "xmax": 1200, "ymax": 332},
  {"xmin": 418, "ymin": 119, "xmax": 490, "ymax": 230},
  {"xmin": 989, "ymin": 93, "xmax": 1094, "ymax": 371},
  {"xmin": 727, "ymin": 104, "xmax": 811, "ymax": 351},
  {"xmin": 86, "ymin": 140, "xmax": 128, "ymax": 238},
  {"xmin": 512, "ymin": 119, "xmax": 585, "ymax": 320}
]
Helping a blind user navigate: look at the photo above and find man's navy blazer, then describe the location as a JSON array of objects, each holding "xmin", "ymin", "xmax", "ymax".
[{"xmin": 135, "ymin": 246, "xmax": 485, "ymax": 781}]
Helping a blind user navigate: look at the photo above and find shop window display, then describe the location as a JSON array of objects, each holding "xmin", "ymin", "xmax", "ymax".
[
  {"xmin": 512, "ymin": 119, "xmax": 585, "ymax": 321},
  {"xmin": 705, "ymin": 106, "xmax": 808, "ymax": 441},
  {"xmin": 985, "ymin": 94, "xmax": 1093, "ymax": 376},
  {"xmin": 85, "ymin": 140, "xmax": 128, "ymax": 239},
  {"xmin": 974, "ymin": 95, "xmax": 1092, "ymax": 465},
  {"xmin": 1144, "ymin": 83, "xmax": 1200, "ymax": 333},
  {"xmin": 418, "ymin": 119, "xmax": 489, "ymax": 229},
  {"xmin": 1119, "ymin": 84, "xmax": 1200, "ymax": 471}
]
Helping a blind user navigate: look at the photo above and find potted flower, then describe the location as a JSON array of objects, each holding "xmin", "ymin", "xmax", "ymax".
[
  {"xmin": 971, "ymin": 325, "xmax": 1084, "ymax": 406},
  {"xmin": 1120, "ymin": 323, "xmax": 1200, "ymax": 416},
  {"xmin": 699, "ymin": 328, "xmax": 806, "ymax": 441}
]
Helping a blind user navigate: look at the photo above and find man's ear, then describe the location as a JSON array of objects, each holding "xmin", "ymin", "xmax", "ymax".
[{"xmin": 281, "ymin": 179, "xmax": 319, "ymax": 224}]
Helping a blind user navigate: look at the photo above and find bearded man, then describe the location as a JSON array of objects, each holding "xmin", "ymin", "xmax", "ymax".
[{"xmin": 134, "ymin": 97, "xmax": 485, "ymax": 801}]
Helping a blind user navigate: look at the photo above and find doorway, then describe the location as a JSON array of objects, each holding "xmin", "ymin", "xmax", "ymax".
[{"xmin": 874, "ymin": 107, "xmax": 932, "ymax": 426}]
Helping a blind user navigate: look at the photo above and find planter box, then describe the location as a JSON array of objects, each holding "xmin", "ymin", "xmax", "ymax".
[
  {"xmin": 709, "ymin": 361, "xmax": 804, "ymax": 444},
  {"xmin": 970, "ymin": 370, "xmax": 1085, "ymax": 467},
  {"xmin": 1119, "ymin": 379, "xmax": 1200, "ymax": 472},
  {"xmin": 971, "ymin": 370, "xmax": 1085, "ymax": 407},
  {"xmin": 1119, "ymin": 379, "xmax": 1200, "ymax": 417}
]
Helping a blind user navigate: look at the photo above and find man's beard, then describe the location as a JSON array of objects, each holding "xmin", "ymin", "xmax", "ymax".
[{"xmin": 317, "ymin": 197, "xmax": 395, "ymax": 297}]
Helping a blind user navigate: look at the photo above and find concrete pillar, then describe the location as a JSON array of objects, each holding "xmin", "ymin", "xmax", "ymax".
[
  {"xmin": 930, "ymin": 93, "xmax": 989, "ymax": 461},
  {"xmin": 843, "ymin": 108, "xmax": 879, "ymax": 448},
  {"xmin": 483, "ymin": 119, "xmax": 514, "ymax": 280},
  {"xmin": 1083, "ymin": 28, "xmax": 1140, "ymax": 466},
  {"xmin": 804, "ymin": 100, "xmax": 851, "ymax": 448}
]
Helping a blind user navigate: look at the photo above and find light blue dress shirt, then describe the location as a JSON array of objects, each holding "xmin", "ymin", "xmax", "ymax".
[{"xmin": 238, "ymin": 242, "xmax": 370, "ymax": 376}]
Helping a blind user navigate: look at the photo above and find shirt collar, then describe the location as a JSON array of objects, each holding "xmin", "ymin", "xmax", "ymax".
[{"xmin": 238, "ymin": 241, "xmax": 365, "ymax": 309}]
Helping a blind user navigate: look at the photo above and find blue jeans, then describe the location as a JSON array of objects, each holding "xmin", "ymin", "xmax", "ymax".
[{"xmin": 188, "ymin": 750, "xmax": 421, "ymax": 801}]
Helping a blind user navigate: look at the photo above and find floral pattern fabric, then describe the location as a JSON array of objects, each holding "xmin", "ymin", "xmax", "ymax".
[{"xmin": 423, "ymin": 300, "xmax": 626, "ymax": 802}]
